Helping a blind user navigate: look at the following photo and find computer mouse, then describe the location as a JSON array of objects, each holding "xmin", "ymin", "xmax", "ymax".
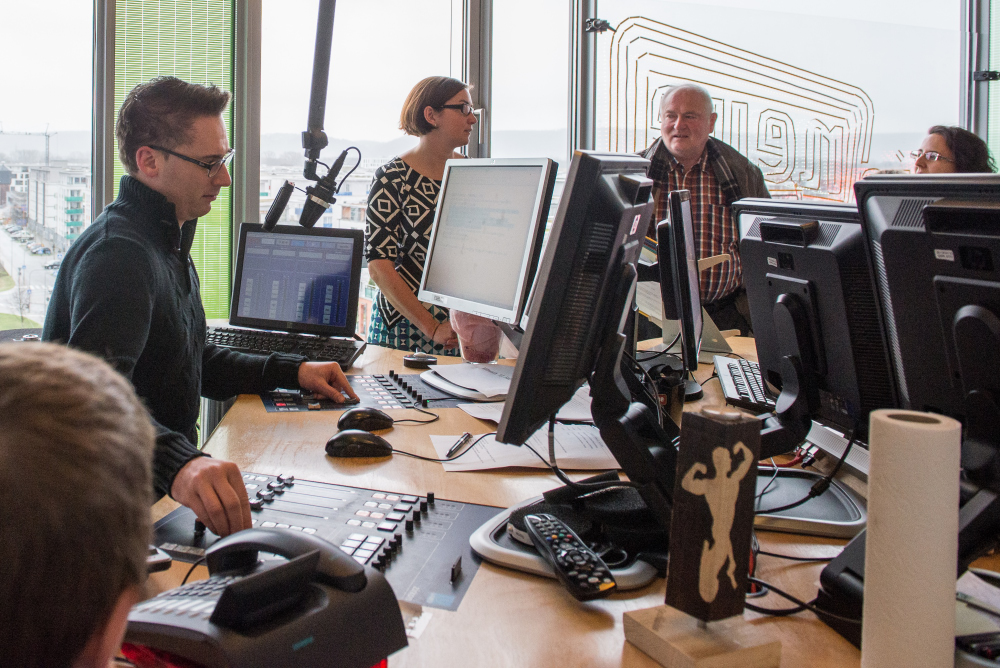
[
  {"xmin": 403, "ymin": 352, "xmax": 438, "ymax": 369},
  {"xmin": 337, "ymin": 407, "xmax": 394, "ymax": 432},
  {"xmin": 325, "ymin": 430, "xmax": 393, "ymax": 458}
]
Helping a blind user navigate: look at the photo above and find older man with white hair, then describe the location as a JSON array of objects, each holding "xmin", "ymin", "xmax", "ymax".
[{"xmin": 642, "ymin": 84, "xmax": 769, "ymax": 335}]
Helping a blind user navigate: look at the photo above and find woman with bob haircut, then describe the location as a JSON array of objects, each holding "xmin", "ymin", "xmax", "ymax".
[{"xmin": 364, "ymin": 76, "xmax": 477, "ymax": 353}]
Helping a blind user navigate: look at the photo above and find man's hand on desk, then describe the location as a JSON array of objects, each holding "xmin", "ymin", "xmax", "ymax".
[
  {"xmin": 297, "ymin": 361, "xmax": 360, "ymax": 403},
  {"xmin": 170, "ymin": 456, "xmax": 252, "ymax": 537}
]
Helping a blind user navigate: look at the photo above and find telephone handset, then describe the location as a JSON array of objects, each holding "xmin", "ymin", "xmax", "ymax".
[
  {"xmin": 126, "ymin": 528, "xmax": 407, "ymax": 668},
  {"xmin": 206, "ymin": 527, "xmax": 367, "ymax": 592}
]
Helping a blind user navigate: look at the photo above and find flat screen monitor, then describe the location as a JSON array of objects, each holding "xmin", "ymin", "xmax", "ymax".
[
  {"xmin": 230, "ymin": 223, "xmax": 363, "ymax": 337},
  {"xmin": 659, "ymin": 190, "xmax": 702, "ymax": 369},
  {"xmin": 418, "ymin": 158, "xmax": 557, "ymax": 324},
  {"xmin": 734, "ymin": 198, "xmax": 895, "ymax": 438},
  {"xmin": 496, "ymin": 151, "xmax": 653, "ymax": 445},
  {"xmin": 855, "ymin": 173, "xmax": 1000, "ymax": 486}
]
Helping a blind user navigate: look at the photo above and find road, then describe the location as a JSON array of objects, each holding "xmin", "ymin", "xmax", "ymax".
[{"xmin": 0, "ymin": 220, "xmax": 61, "ymax": 324}]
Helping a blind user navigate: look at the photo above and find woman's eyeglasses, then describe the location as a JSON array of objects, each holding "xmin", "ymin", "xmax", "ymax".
[
  {"xmin": 910, "ymin": 149, "xmax": 954, "ymax": 163},
  {"xmin": 436, "ymin": 103, "xmax": 476, "ymax": 117}
]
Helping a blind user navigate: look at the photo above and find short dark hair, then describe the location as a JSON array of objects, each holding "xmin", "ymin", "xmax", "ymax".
[
  {"xmin": 116, "ymin": 76, "xmax": 231, "ymax": 175},
  {"xmin": 928, "ymin": 125, "xmax": 996, "ymax": 173},
  {"xmin": 0, "ymin": 343, "xmax": 155, "ymax": 668},
  {"xmin": 399, "ymin": 76, "xmax": 471, "ymax": 136}
]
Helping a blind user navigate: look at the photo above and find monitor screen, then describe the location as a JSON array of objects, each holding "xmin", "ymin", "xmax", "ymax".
[
  {"xmin": 497, "ymin": 150, "xmax": 653, "ymax": 445},
  {"xmin": 229, "ymin": 223, "xmax": 363, "ymax": 337},
  {"xmin": 418, "ymin": 158, "xmax": 557, "ymax": 324},
  {"xmin": 735, "ymin": 198, "xmax": 895, "ymax": 437}
]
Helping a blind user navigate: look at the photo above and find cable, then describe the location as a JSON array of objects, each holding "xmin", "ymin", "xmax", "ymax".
[
  {"xmin": 391, "ymin": 406, "xmax": 440, "ymax": 425},
  {"xmin": 756, "ymin": 420, "xmax": 860, "ymax": 515},
  {"xmin": 755, "ymin": 458, "xmax": 779, "ymax": 504},
  {"xmin": 336, "ymin": 146, "xmax": 362, "ymax": 193},
  {"xmin": 745, "ymin": 576, "xmax": 861, "ymax": 625},
  {"xmin": 755, "ymin": 549, "xmax": 833, "ymax": 563},
  {"xmin": 634, "ymin": 347, "xmax": 680, "ymax": 364},
  {"xmin": 518, "ymin": 417, "xmax": 639, "ymax": 493},
  {"xmin": 623, "ymin": 350, "xmax": 665, "ymax": 428},
  {"xmin": 700, "ymin": 373, "xmax": 719, "ymax": 388},
  {"xmin": 181, "ymin": 556, "xmax": 207, "ymax": 585},
  {"xmin": 391, "ymin": 432, "xmax": 494, "ymax": 462}
]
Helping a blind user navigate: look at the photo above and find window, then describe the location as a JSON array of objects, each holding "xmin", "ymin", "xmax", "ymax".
[
  {"xmin": 490, "ymin": 1, "xmax": 570, "ymax": 176},
  {"xmin": 114, "ymin": 0, "xmax": 234, "ymax": 318},
  {"xmin": 0, "ymin": 0, "xmax": 92, "ymax": 329},
  {"xmin": 260, "ymin": 0, "xmax": 460, "ymax": 229},
  {"xmin": 595, "ymin": 0, "xmax": 962, "ymax": 201},
  {"xmin": 260, "ymin": 0, "xmax": 460, "ymax": 334}
]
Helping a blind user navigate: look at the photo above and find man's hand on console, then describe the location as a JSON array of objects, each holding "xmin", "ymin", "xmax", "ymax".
[
  {"xmin": 297, "ymin": 361, "xmax": 360, "ymax": 403},
  {"xmin": 171, "ymin": 456, "xmax": 252, "ymax": 537}
]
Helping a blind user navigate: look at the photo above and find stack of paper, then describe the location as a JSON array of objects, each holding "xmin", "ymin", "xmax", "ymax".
[{"xmin": 429, "ymin": 363, "xmax": 512, "ymax": 398}]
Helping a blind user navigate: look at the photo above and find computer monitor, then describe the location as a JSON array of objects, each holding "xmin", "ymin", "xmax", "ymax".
[
  {"xmin": 813, "ymin": 173, "xmax": 1000, "ymax": 646},
  {"xmin": 734, "ymin": 198, "xmax": 895, "ymax": 442},
  {"xmin": 230, "ymin": 223, "xmax": 363, "ymax": 337},
  {"xmin": 496, "ymin": 150, "xmax": 679, "ymax": 527},
  {"xmin": 656, "ymin": 190, "xmax": 703, "ymax": 400},
  {"xmin": 418, "ymin": 158, "xmax": 557, "ymax": 324},
  {"xmin": 855, "ymin": 173, "xmax": 1000, "ymax": 489}
]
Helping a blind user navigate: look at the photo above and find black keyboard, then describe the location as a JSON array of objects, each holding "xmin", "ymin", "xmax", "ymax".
[
  {"xmin": 207, "ymin": 327, "xmax": 366, "ymax": 369},
  {"xmin": 714, "ymin": 356, "xmax": 776, "ymax": 413}
]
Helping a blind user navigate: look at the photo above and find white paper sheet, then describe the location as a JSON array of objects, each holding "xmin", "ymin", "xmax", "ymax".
[
  {"xmin": 428, "ymin": 363, "xmax": 513, "ymax": 397},
  {"xmin": 457, "ymin": 384, "xmax": 593, "ymax": 423},
  {"xmin": 635, "ymin": 281, "xmax": 664, "ymax": 326},
  {"xmin": 431, "ymin": 424, "xmax": 620, "ymax": 472}
]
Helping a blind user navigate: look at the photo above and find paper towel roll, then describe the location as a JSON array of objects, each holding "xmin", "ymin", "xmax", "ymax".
[{"xmin": 861, "ymin": 409, "xmax": 962, "ymax": 668}]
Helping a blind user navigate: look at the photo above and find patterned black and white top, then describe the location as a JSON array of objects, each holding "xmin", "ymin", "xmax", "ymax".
[{"xmin": 365, "ymin": 156, "xmax": 442, "ymax": 330}]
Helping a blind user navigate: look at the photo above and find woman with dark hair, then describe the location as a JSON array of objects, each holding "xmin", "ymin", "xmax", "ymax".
[
  {"xmin": 912, "ymin": 125, "xmax": 996, "ymax": 174},
  {"xmin": 364, "ymin": 76, "xmax": 477, "ymax": 353}
]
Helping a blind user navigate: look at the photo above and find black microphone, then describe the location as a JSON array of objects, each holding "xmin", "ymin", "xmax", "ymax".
[
  {"xmin": 263, "ymin": 180, "xmax": 295, "ymax": 231},
  {"xmin": 299, "ymin": 149, "xmax": 348, "ymax": 228}
]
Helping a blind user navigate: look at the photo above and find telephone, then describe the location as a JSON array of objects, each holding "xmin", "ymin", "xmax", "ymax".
[{"xmin": 125, "ymin": 528, "xmax": 407, "ymax": 668}]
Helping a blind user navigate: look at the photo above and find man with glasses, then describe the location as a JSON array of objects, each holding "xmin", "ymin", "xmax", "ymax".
[
  {"xmin": 44, "ymin": 76, "xmax": 358, "ymax": 538},
  {"xmin": 642, "ymin": 84, "xmax": 770, "ymax": 336}
]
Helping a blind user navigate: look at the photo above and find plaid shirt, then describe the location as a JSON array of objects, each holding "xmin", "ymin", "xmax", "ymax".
[{"xmin": 647, "ymin": 140, "xmax": 744, "ymax": 304}]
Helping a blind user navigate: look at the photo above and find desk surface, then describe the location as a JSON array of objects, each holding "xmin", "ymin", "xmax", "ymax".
[{"xmin": 151, "ymin": 339, "xmax": 863, "ymax": 667}]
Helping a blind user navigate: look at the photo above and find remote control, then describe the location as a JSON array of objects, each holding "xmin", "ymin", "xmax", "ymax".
[{"xmin": 524, "ymin": 513, "xmax": 617, "ymax": 601}]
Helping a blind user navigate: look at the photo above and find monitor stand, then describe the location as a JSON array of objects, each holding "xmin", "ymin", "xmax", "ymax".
[
  {"xmin": 468, "ymin": 495, "xmax": 660, "ymax": 591},
  {"xmin": 656, "ymin": 307, "xmax": 733, "ymax": 363}
]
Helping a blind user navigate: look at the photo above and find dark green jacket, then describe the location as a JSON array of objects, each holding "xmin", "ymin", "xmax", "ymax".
[{"xmin": 44, "ymin": 176, "xmax": 304, "ymax": 498}]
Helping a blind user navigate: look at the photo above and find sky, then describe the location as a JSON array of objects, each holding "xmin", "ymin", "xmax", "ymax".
[{"xmin": 0, "ymin": 0, "xmax": 964, "ymax": 145}]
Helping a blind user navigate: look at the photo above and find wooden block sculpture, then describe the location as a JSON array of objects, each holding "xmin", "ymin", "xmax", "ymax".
[
  {"xmin": 667, "ymin": 406, "xmax": 760, "ymax": 621},
  {"xmin": 624, "ymin": 406, "xmax": 780, "ymax": 668}
]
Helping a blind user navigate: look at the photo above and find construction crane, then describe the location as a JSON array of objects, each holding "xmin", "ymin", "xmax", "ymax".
[{"xmin": 0, "ymin": 123, "xmax": 56, "ymax": 165}]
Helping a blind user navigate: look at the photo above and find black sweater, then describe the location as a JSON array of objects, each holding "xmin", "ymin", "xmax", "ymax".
[{"xmin": 43, "ymin": 176, "xmax": 304, "ymax": 497}]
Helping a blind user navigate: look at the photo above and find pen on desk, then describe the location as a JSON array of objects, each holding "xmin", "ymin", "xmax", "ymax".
[{"xmin": 447, "ymin": 432, "xmax": 472, "ymax": 458}]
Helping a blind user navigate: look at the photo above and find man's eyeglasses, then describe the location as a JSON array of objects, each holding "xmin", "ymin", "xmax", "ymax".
[
  {"xmin": 149, "ymin": 145, "xmax": 235, "ymax": 177},
  {"xmin": 436, "ymin": 103, "xmax": 476, "ymax": 117},
  {"xmin": 910, "ymin": 149, "xmax": 954, "ymax": 163}
]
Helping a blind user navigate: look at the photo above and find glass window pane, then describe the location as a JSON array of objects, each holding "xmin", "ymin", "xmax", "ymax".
[
  {"xmin": 595, "ymin": 0, "xmax": 961, "ymax": 201},
  {"xmin": 115, "ymin": 0, "xmax": 234, "ymax": 319},
  {"xmin": 491, "ymin": 0, "xmax": 570, "ymax": 173},
  {"xmin": 260, "ymin": 0, "xmax": 459, "ymax": 336},
  {"xmin": 0, "ymin": 1, "xmax": 93, "ymax": 329},
  {"xmin": 989, "ymin": 0, "xmax": 1000, "ymax": 162}
]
